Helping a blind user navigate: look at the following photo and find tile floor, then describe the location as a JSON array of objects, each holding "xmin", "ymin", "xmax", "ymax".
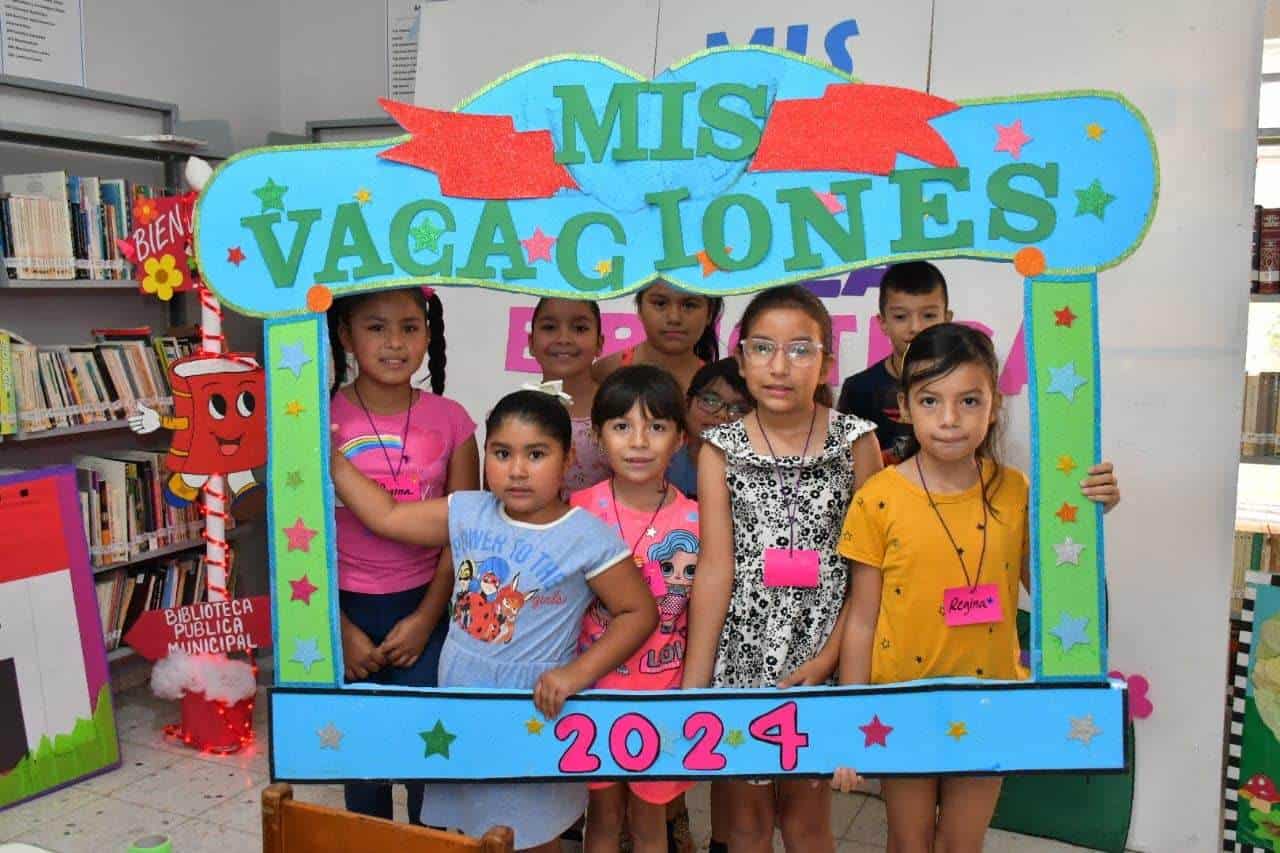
[{"xmin": 0, "ymin": 677, "xmax": 1096, "ymax": 853}]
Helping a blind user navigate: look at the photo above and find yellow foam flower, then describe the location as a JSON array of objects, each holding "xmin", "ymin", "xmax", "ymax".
[{"xmin": 142, "ymin": 253, "xmax": 183, "ymax": 301}]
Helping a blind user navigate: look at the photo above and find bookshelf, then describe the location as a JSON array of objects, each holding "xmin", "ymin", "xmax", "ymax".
[{"xmin": 0, "ymin": 75, "xmax": 260, "ymax": 667}]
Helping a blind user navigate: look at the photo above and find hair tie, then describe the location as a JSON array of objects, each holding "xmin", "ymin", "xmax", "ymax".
[
  {"xmin": 420, "ymin": 286, "xmax": 436, "ymax": 299},
  {"xmin": 521, "ymin": 379, "xmax": 573, "ymax": 406}
]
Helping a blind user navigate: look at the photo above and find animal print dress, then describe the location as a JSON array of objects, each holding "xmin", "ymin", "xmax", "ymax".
[{"xmin": 704, "ymin": 411, "xmax": 875, "ymax": 688}]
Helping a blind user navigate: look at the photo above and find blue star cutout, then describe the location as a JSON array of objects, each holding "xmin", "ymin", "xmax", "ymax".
[
  {"xmin": 1046, "ymin": 363, "xmax": 1088, "ymax": 402},
  {"xmin": 1050, "ymin": 613, "xmax": 1090, "ymax": 653},
  {"xmin": 291, "ymin": 637, "xmax": 324, "ymax": 672},
  {"xmin": 277, "ymin": 343, "xmax": 312, "ymax": 378}
]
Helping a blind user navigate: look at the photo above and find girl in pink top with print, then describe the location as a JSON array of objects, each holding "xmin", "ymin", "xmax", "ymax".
[
  {"xmin": 327, "ymin": 286, "xmax": 479, "ymax": 825},
  {"xmin": 571, "ymin": 365, "xmax": 698, "ymax": 853}
]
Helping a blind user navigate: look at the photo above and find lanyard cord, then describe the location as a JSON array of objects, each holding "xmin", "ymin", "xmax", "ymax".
[
  {"xmin": 916, "ymin": 455, "xmax": 988, "ymax": 591},
  {"xmin": 352, "ymin": 384, "xmax": 414, "ymax": 483},
  {"xmin": 756, "ymin": 407, "xmax": 818, "ymax": 556},
  {"xmin": 609, "ymin": 478, "xmax": 668, "ymax": 561}
]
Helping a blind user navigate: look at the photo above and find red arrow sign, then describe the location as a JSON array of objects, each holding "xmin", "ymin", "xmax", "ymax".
[
  {"xmin": 749, "ymin": 83, "xmax": 959, "ymax": 177},
  {"xmin": 124, "ymin": 595, "xmax": 272, "ymax": 661}
]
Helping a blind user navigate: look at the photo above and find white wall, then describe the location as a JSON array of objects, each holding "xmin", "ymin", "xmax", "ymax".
[
  {"xmin": 276, "ymin": 0, "xmax": 385, "ymax": 133},
  {"xmin": 82, "ymin": 0, "xmax": 281, "ymax": 152}
]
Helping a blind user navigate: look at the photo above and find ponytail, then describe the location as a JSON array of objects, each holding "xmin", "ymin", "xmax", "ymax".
[
  {"xmin": 694, "ymin": 297, "xmax": 724, "ymax": 363},
  {"xmin": 425, "ymin": 289, "xmax": 447, "ymax": 394},
  {"xmin": 326, "ymin": 307, "xmax": 349, "ymax": 393}
]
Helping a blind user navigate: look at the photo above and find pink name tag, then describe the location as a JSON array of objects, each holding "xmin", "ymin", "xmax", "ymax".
[
  {"xmin": 763, "ymin": 548, "xmax": 820, "ymax": 588},
  {"xmin": 371, "ymin": 474, "xmax": 422, "ymax": 503},
  {"xmin": 943, "ymin": 584, "xmax": 1003, "ymax": 627}
]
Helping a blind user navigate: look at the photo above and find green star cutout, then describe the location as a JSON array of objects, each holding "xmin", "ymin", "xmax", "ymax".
[
  {"xmin": 285, "ymin": 471, "xmax": 303, "ymax": 488},
  {"xmin": 725, "ymin": 729, "xmax": 745, "ymax": 748},
  {"xmin": 409, "ymin": 220, "xmax": 444, "ymax": 252},
  {"xmin": 420, "ymin": 719, "xmax": 457, "ymax": 759},
  {"xmin": 1073, "ymin": 179, "xmax": 1116, "ymax": 221},
  {"xmin": 253, "ymin": 177, "xmax": 288, "ymax": 213}
]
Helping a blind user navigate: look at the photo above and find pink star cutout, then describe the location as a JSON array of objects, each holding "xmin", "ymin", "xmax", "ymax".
[
  {"xmin": 859, "ymin": 714, "xmax": 893, "ymax": 748},
  {"xmin": 813, "ymin": 190, "xmax": 845, "ymax": 214},
  {"xmin": 994, "ymin": 119, "xmax": 1033, "ymax": 159},
  {"xmin": 284, "ymin": 517, "xmax": 318, "ymax": 553},
  {"xmin": 520, "ymin": 227, "xmax": 556, "ymax": 263},
  {"xmin": 227, "ymin": 246, "xmax": 246, "ymax": 266},
  {"xmin": 289, "ymin": 574, "xmax": 318, "ymax": 604}
]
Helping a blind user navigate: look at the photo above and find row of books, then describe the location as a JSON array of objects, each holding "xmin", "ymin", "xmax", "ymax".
[
  {"xmin": 96, "ymin": 551, "xmax": 238, "ymax": 650},
  {"xmin": 1242, "ymin": 372, "xmax": 1280, "ymax": 457},
  {"xmin": 1232, "ymin": 531, "xmax": 1280, "ymax": 616},
  {"xmin": 1253, "ymin": 206, "xmax": 1280, "ymax": 294},
  {"xmin": 0, "ymin": 326, "xmax": 199, "ymax": 436},
  {"xmin": 75, "ymin": 450, "xmax": 203, "ymax": 568},
  {"xmin": 0, "ymin": 171, "xmax": 162, "ymax": 280}
]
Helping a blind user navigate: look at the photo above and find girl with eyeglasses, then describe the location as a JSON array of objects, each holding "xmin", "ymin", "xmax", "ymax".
[
  {"xmin": 682, "ymin": 285, "xmax": 882, "ymax": 853},
  {"xmin": 666, "ymin": 358, "xmax": 753, "ymax": 499}
]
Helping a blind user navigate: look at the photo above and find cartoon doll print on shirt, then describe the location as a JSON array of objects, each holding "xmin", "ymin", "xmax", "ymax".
[
  {"xmin": 453, "ymin": 556, "xmax": 538, "ymax": 644},
  {"xmin": 581, "ymin": 528, "xmax": 699, "ymax": 676}
]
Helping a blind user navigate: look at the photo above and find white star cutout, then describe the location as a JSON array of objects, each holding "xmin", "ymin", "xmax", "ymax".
[
  {"xmin": 317, "ymin": 722, "xmax": 343, "ymax": 750},
  {"xmin": 1053, "ymin": 536, "xmax": 1086, "ymax": 566},
  {"xmin": 1067, "ymin": 714, "xmax": 1101, "ymax": 746}
]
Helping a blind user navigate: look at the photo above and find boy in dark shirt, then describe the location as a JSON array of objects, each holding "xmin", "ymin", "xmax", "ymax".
[{"xmin": 836, "ymin": 261, "xmax": 952, "ymax": 464}]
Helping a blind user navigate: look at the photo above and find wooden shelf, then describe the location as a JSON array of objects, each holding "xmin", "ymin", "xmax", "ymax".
[
  {"xmin": 0, "ymin": 120, "xmax": 218, "ymax": 161},
  {"xmin": 0, "ymin": 278, "xmax": 139, "ymax": 290},
  {"xmin": 0, "ymin": 419, "xmax": 132, "ymax": 443},
  {"xmin": 92, "ymin": 522, "xmax": 255, "ymax": 575},
  {"xmin": 1242, "ymin": 455, "xmax": 1280, "ymax": 466}
]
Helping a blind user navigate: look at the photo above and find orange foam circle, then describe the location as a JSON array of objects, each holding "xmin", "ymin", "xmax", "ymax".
[
  {"xmin": 306, "ymin": 285, "xmax": 333, "ymax": 313},
  {"xmin": 1013, "ymin": 247, "xmax": 1046, "ymax": 278}
]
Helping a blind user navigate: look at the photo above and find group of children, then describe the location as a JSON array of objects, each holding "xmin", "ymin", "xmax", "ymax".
[{"xmin": 323, "ymin": 266, "xmax": 1121, "ymax": 853}]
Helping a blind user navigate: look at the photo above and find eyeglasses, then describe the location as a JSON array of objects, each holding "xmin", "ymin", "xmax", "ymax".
[
  {"xmin": 739, "ymin": 337, "xmax": 824, "ymax": 365},
  {"xmin": 693, "ymin": 391, "xmax": 752, "ymax": 419}
]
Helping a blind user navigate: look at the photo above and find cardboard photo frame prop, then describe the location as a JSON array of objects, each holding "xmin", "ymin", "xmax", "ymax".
[{"xmin": 192, "ymin": 46, "xmax": 1156, "ymax": 783}]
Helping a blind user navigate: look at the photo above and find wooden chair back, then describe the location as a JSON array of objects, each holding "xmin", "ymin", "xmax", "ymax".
[{"xmin": 261, "ymin": 783, "xmax": 514, "ymax": 853}]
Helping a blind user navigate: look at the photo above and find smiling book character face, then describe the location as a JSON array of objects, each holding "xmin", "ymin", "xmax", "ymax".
[{"xmin": 165, "ymin": 355, "xmax": 267, "ymax": 475}]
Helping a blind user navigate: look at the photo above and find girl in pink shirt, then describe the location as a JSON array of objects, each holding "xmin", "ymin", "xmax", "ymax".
[
  {"xmin": 327, "ymin": 286, "xmax": 479, "ymax": 824},
  {"xmin": 572, "ymin": 365, "xmax": 698, "ymax": 853}
]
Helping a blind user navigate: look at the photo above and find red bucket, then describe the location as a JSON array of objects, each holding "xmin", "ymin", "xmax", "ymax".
[{"xmin": 168, "ymin": 690, "xmax": 254, "ymax": 753}]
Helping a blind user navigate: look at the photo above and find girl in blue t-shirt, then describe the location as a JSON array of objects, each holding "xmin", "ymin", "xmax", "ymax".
[{"xmin": 332, "ymin": 388, "xmax": 658, "ymax": 852}]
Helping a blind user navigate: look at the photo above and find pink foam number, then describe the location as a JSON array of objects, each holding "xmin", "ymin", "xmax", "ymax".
[
  {"xmin": 554, "ymin": 713, "xmax": 601, "ymax": 774},
  {"xmin": 682, "ymin": 711, "xmax": 728, "ymax": 771},
  {"xmin": 748, "ymin": 701, "xmax": 809, "ymax": 771},
  {"xmin": 998, "ymin": 320, "xmax": 1028, "ymax": 396},
  {"xmin": 1108, "ymin": 670, "xmax": 1154, "ymax": 720},
  {"xmin": 608, "ymin": 712, "xmax": 661, "ymax": 772},
  {"xmin": 505, "ymin": 306, "xmax": 538, "ymax": 373}
]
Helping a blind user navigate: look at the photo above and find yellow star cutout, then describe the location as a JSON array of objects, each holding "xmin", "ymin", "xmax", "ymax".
[
  {"xmin": 525, "ymin": 717, "xmax": 545, "ymax": 735},
  {"xmin": 353, "ymin": 187, "xmax": 372, "ymax": 205},
  {"xmin": 284, "ymin": 400, "xmax": 305, "ymax": 417},
  {"xmin": 594, "ymin": 258, "xmax": 613, "ymax": 276},
  {"xmin": 1056, "ymin": 454, "xmax": 1077, "ymax": 475},
  {"xmin": 1085, "ymin": 123, "xmax": 1105, "ymax": 141},
  {"xmin": 947, "ymin": 721, "xmax": 968, "ymax": 741}
]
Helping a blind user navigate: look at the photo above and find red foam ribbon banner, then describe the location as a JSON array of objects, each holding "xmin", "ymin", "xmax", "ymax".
[
  {"xmin": 124, "ymin": 595, "xmax": 272, "ymax": 660},
  {"xmin": 377, "ymin": 97, "xmax": 579, "ymax": 199},
  {"xmin": 749, "ymin": 83, "xmax": 960, "ymax": 177},
  {"xmin": 117, "ymin": 192, "xmax": 199, "ymax": 299}
]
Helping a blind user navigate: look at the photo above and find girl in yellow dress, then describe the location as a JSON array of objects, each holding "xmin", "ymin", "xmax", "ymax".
[{"xmin": 832, "ymin": 323, "xmax": 1121, "ymax": 853}]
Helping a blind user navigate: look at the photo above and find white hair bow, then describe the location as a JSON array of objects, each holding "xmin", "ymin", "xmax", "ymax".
[{"xmin": 521, "ymin": 379, "xmax": 574, "ymax": 406}]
